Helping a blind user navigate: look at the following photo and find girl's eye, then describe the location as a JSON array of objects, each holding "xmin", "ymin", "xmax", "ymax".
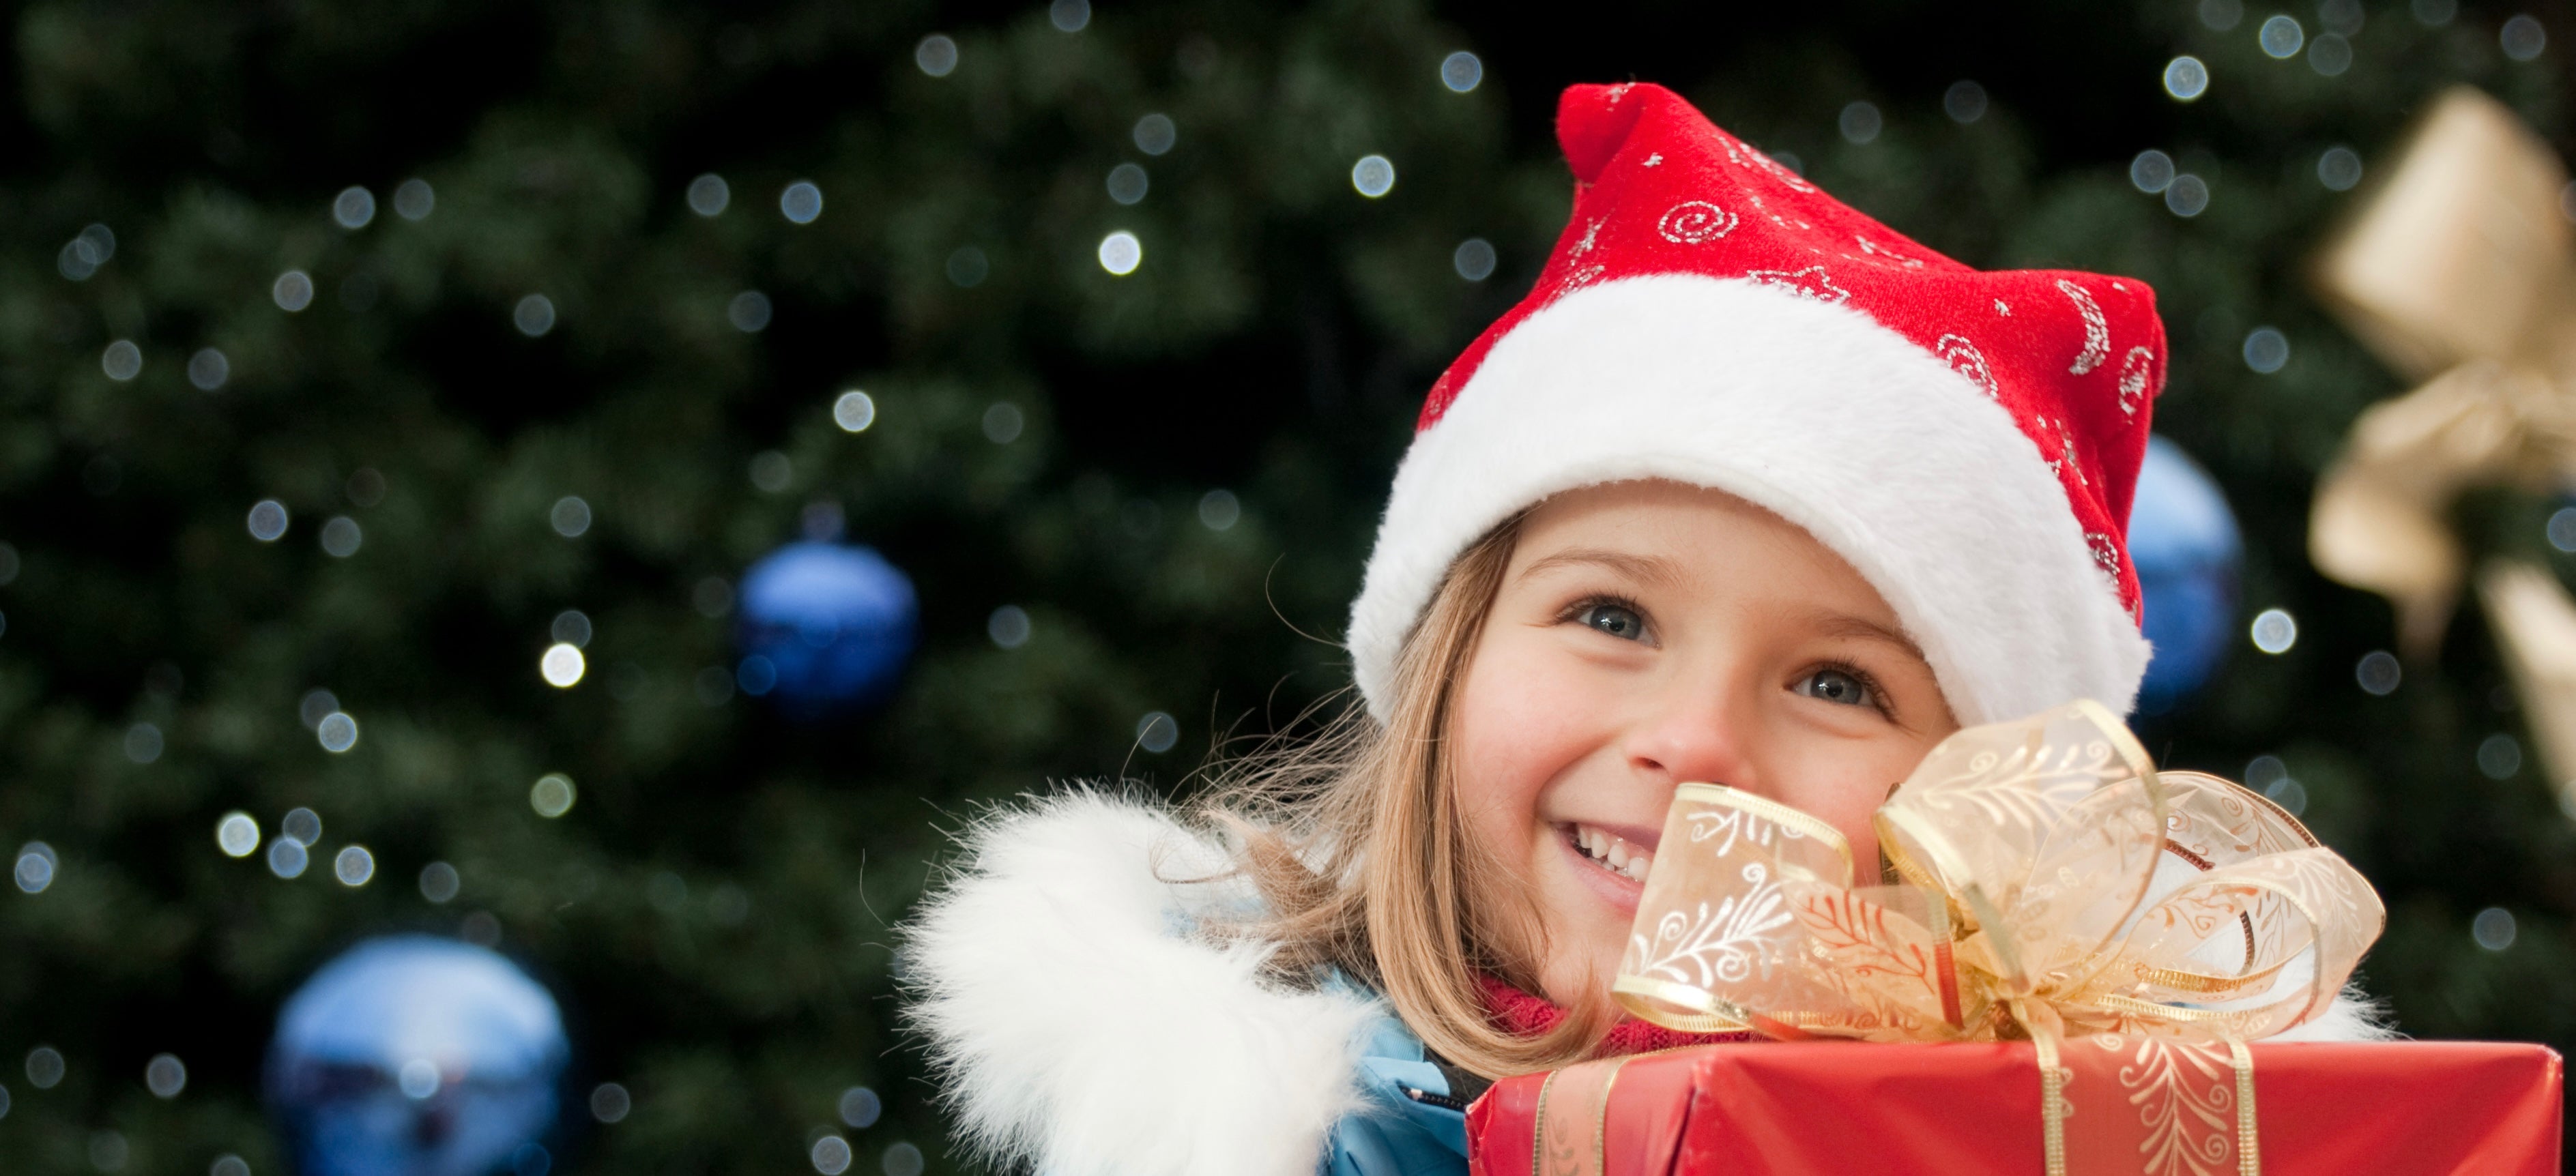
[
  {"xmin": 1577, "ymin": 602, "xmax": 1647, "ymax": 642},
  {"xmin": 1797, "ymin": 668, "xmax": 1875, "ymax": 709}
]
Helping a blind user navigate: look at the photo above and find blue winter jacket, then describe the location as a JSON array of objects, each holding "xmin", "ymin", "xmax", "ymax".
[{"xmin": 1323, "ymin": 1008, "xmax": 1472, "ymax": 1176}]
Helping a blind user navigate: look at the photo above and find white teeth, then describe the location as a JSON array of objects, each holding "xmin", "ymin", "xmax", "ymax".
[{"xmin": 1570, "ymin": 823, "xmax": 1653, "ymax": 883}]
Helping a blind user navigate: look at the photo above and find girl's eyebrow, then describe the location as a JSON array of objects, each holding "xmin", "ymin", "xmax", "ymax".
[
  {"xmin": 1801, "ymin": 610, "xmax": 1929, "ymax": 662},
  {"xmin": 1515, "ymin": 548, "xmax": 1685, "ymax": 589}
]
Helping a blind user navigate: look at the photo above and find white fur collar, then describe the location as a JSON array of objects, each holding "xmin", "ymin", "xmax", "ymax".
[
  {"xmin": 900, "ymin": 793, "xmax": 2394, "ymax": 1176},
  {"xmin": 901, "ymin": 792, "xmax": 1380, "ymax": 1176}
]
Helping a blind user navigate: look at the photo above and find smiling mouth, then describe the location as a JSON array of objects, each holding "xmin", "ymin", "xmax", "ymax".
[{"xmin": 1562, "ymin": 822, "xmax": 1654, "ymax": 883}]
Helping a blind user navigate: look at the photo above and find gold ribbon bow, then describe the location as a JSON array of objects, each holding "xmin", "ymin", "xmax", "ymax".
[
  {"xmin": 1605, "ymin": 700, "xmax": 2385, "ymax": 1173},
  {"xmin": 2311, "ymin": 87, "xmax": 2576, "ymax": 800}
]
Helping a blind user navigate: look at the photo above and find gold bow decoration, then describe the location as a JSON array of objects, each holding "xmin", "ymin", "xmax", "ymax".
[
  {"xmin": 2310, "ymin": 87, "xmax": 2576, "ymax": 800},
  {"xmin": 1603, "ymin": 701, "xmax": 2383, "ymax": 1174},
  {"xmin": 1611, "ymin": 699, "xmax": 2383, "ymax": 1044}
]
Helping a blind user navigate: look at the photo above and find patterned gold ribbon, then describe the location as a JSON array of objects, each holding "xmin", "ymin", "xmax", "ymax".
[{"xmin": 1601, "ymin": 699, "xmax": 2383, "ymax": 1173}]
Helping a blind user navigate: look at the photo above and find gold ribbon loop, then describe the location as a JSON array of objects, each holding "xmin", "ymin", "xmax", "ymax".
[{"xmin": 1611, "ymin": 700, "xmax": 2384, "ymax": 1044}]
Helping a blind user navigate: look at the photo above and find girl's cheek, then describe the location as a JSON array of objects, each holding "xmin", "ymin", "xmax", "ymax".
[{"xmin": 1451, "ymin": 636, "xmax": 1603, "ymax": 819}]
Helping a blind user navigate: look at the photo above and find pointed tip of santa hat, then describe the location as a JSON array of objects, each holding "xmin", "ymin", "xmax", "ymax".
[
  {"xmin": 1557, "ymin": 83, "xmax": 1655, "ymax": 183},
  {"xmin": 1354, "ymin": 81, "xmax": 2163, "ymax": 727}
]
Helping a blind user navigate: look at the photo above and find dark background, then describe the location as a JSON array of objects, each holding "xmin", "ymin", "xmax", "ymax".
[{"xmin": 1, "ymin": 1, "xmax": 2571, "ymax": 1173}]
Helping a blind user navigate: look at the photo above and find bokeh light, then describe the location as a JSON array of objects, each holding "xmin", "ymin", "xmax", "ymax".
[
  {"xmin": 188, "ymin": 348, "xmax": 229, "ymax": 390},
  {"xmin": 320, "ymin": 516, "xmax": 362, "ymax": 558},
  {"xmin": 2165, "ymin": 174, "xmax": 2210, "ymax": 217},
  {"xmin": 838, "ymin": 1086, "xmax": 882, "ymax": 1129},
  {"xmin": 1048, "ymin": 0, "xmax": 1090, "ymax": 33},
  {"xmin": 591, "ymin": 1083, "xmax": 631, "ymax": 1123},
  {"xmin": 540, "ymin": 644, "xmax": 586, "ymax": 688},
  {"xmin": 530, "ymin": 773, "xmax": 577, "ymax": 817},
  {"xmin": 101, "ymin": 340, "xmax": 141, "ymax": 381},
  {"xmin": 2317, "ymin": 146, "xmax": 2364, "ymax": 191},
  {"xmin": 687, "ymin": 174, "xmax": 730, "ymax": 216},
  {"xmin": 1943, "ymin": 80, "xmax": 1988, "ymax": 123},
  {"xmin": 1136, "ymin": 711, "xmax": 1178, "ymax": 753},
  {"xmin": 216, "ymin": 812, "xmax": 261, "ymax": 858},
  {"xmin": 2250, "ymin": 607, "xmax": 2298, "ymax": 653},
  {"xmin": 2503, "ymin": 15, "xmax": 2547, "ymax": 61},
  {"xmin": 1131, "ymin": 113, "xmax": 1176, "ymax": 156},
  {"xmin": 418, "ymin": 861, "xmax": 461, "ymax": 903},
  {"xmin": 2130, "ymin": 150, "xmax": 2175, "ymax": 193},
  {"xmin": 2309, "ymin": 33, "xmax": 2353, "ymax": 76},
  {"xmin": 1198, "ymin": 489, "xmax": 1241, "ymax": 531},
  {"xmin": 248, "ymin": 500, "xmax": 289, "ymax": 541},
  {"xmin": 1441, "ymin": 50, "xmax": 1483, "ymax": 93},
  {"xmin": 2242, "ymin": 327, "xmax": 2289, "ymax": 373},
  {"xmin": 15, "ymin": 842, "xmax": 55, "ymax": 894},
  {"xmin": 274, "ymin": 270, "xmax": 315, "ymax": 312},
  {"xmin": 393, "ymin": 178, "xmax": 435, "ymax": 220},
  {"xmin": 2259, "ymin": 15, "xmax": 2304, "ymax": 57},
  {"xmin": 514, "ymin": 294, "xmax": 557, "ymax": 337},
  {"xmin": 1350, "ymin": 154, "xmax": 1396, "ymax": 198},
  {"xmin": 1106, "ymin": 163, "xmax": 1149, "ymax": 205},
  {"xmin": 25, "ymin": 1046, "xmax": 63, "ymax": 1088},
  {"xmin": 2356, "ymin": 651, "xmax": 2401, "ymax": 696},
  {"xmin": 146, "ymin": 1054, "xmax": 186, "ymax": 1098},
  {"xmin": 2474, "ymin": 907, "xmax": 2519, "ymax": 950},
  {"xmin": 833, "ymin": 390, "xmax": 876, "ymax": 432},
  {"xmin": 780, "ymin": 181, "xmax": 824, "ymax": 224},
  {"xmin": 317, "ymin": 711, "xmax": 360, "ymax": 753},
  {"xmin": 987, "ymin": 605, "xmax": 1031, "ymax": 650},
  {"xmin": 1097, "ymin": 230, "xmax": 1142, "ymax": 275},
  {"xmin": 914, "ymin": 34, "xmax": 957, "ymax": 76},
  {"xmin": 333, "ymin": 186, "xmax": 377, "ymax": 229},
  {"xmin": 124, "ymin": 723, "xmax": 162, "ymax": 764},
  {"xmin": 1453, "ymin": 237, "xmax": 1497, "ymax": 281},
  {"xmin": 551, "ymin": 495, "xmax": 592, "ymax": 538},
  {"xmin": 1838, "ymin": 101, "xmax": 1882, "ymax": 145},
  {"xmin": 2162, "ymin": 56, "xmax": 2209, "ymax": 101},
  {"xmin": 982, "ymin": 402, "xmax": 1024, "ymax": 444}
]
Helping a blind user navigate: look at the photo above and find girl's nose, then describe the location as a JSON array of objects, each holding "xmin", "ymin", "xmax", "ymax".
[{"xmin": 1621, "ymin": 669, "xmax": 1759, "ymax": 792}]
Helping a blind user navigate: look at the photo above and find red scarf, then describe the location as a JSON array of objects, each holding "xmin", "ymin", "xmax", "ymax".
[{"xmin": 1477, "ymin": 973, "xmax": 1750, "ymax": 1056}]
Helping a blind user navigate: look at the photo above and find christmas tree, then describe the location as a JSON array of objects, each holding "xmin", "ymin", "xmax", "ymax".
[{"xmin": 0, "ymin": 2, "xmax": 2569, "ymax": 1174}]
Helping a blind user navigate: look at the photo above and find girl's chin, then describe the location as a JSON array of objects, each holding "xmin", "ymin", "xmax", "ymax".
[{"xmin": 1555, "ymin": 829, "xmax": 1646, "ymax": 915}]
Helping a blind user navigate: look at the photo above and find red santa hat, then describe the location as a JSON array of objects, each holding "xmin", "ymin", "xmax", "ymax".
[{"xmin": 1349, "ymin": 83, "xmax": 2164, "ymax": 726}]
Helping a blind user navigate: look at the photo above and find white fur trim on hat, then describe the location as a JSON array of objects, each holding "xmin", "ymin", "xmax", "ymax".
[{"xmin": 1348, "ymin": 274, "xmax": 2150, "ymax": 726}]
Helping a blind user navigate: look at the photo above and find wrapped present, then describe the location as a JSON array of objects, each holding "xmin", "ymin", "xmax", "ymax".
[
  {"xmin": 1471, "ymin": 701, "xmax": 2565, "ymax": 1172},
  {"xmin": 1464, "ymin": 1038, "xmax": 2564, "ymax": 1175}
]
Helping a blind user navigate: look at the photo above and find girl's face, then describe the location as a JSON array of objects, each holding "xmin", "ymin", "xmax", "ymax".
[{"xmin": 1452, "ymin": 480, "xmax": 1960, "ymax": 1009}]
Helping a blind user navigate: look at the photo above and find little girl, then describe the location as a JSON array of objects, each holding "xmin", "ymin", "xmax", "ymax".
[{"xmin": 906, "ymin": 83, "xmax": 2382, "ymax": 1176}]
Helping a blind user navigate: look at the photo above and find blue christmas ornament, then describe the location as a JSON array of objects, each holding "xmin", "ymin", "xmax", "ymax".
[
  {"xmin": 734, "ymin": 541, "xmax": 919, "ymax": 717},
  {"xmin": 2128, "ymin": 435, "xmax": 2244, "ymax": 715},
  {"xmin": 267, "ymin": 936, "xmax": 568, "ymax": 1176}
]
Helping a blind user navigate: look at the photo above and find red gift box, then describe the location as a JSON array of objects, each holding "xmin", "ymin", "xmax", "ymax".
[{"xmin": 1466, "ymin": 1040, "xmax": 2562, "ymax": 1175}]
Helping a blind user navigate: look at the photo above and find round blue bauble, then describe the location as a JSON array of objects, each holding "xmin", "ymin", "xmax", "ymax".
[
  {"xmin": 734, "ymin": 541, "xmax": 919, "ymax": 718},
  {"xmin": 266, "ymin": 936, "xmax": 568, "ymax": 1176},
  {"xmin": 2128, "ymin": 435, "xmax": 2244, "ymax": 715}
]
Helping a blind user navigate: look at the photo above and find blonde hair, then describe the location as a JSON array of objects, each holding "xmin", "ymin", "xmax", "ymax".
[{"xmin": 1205, "ymin": 514, "xmax": 1609, "ymax": 1078}]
